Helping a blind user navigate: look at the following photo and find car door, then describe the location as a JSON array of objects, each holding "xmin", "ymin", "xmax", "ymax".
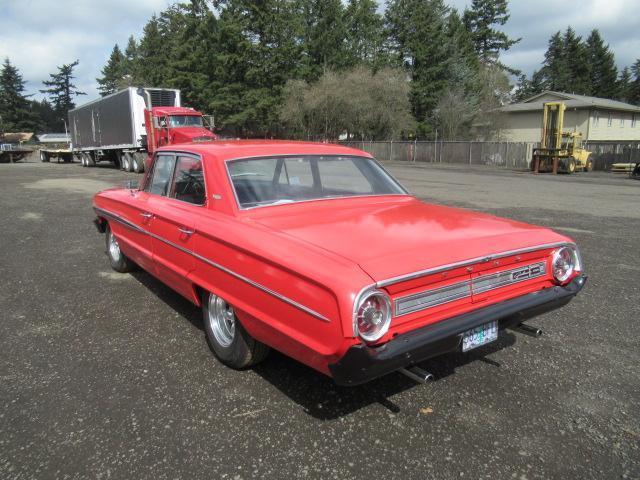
[
  {"xmin": 107, "ymin": 168, "xmax": 158, "ymax": 273},
  {"xmin": 146, "ymin": 153, "xmax": 204, "ymax": 301}
]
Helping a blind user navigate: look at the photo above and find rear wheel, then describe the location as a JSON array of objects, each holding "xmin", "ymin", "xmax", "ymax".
[
  {"xmin": 40, "ymin": 151, "xmax": 49, "ymax": 162},
  {"xmin": 105, "ymin": 224, "xmax": 136, "ymax": 273},
  {"xmin": 132, "ymin": 153, "xmax": 145, "ymax": 173},
  {"xmin": 202, "ymin": 291, "xmax": 269, "ymax": 369},
  {"xmin": 83, "ymin": 152, "xmax": 96, "ymax": 167},
  {"xmin": 584, "ymin": 156, "xmax": 593, "ymax": 172},
  {"xmin": 122, "ymin": 152, "xmax": 133, "ymax": 172}
]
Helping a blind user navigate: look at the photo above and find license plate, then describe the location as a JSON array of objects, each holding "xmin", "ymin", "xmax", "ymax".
[{"xmin": 462, "ymin": 321, "xmax": 498, "ymax": 352}]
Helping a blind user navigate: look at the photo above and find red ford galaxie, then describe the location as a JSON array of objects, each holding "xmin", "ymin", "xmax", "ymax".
[{"xmin": 93, "ymin": 141, "xmax": 586, "ymax": 385}]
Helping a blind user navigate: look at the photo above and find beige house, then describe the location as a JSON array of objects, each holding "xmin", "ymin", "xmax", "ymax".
[{"xmin": 499, "ymin": 91, "xmax": 640, "ymax": 143}]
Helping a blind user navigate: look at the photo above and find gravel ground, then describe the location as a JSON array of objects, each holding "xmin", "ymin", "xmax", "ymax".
[{"xmin": 0, "ymin": 157, "xmax": 638, "ymax": 480}]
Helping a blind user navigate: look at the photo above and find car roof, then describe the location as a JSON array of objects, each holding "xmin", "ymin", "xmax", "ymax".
[{"xmin": 156, "ymin": 140, "xmax": 373, "ymax": 162}]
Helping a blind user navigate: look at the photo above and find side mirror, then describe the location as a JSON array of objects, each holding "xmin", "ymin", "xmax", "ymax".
[{"xmin": 124, "ymin": 179, "xmax": 139, "ymax": 190}]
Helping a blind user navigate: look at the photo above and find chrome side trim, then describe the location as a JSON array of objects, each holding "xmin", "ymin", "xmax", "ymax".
[
  {"xmin": 94, "ymin": 207, "xmax": 330, "ymax": 322},
  {"xmin": 377, "ymin": 242, "xmax": 573, "ymax": 288},
  {"xmin": 395, "ymin": 280, "xmax": 471, "ymax": 316}
]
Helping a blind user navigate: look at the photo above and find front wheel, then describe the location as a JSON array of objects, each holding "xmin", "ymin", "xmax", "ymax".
[
  {"xmin": 202, "ymin": 291, "xmax": 269, "ymax": 369},
  {"xmin": 105, "ymin": 224, "xmax": 136, "ymax": 273}
]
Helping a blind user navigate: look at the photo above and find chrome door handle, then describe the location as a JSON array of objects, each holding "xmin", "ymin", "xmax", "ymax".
[
  {"xmin": 139, "ymin": 212, "xmax": 153, "ymax": 219},
  {"xmin": 178, "ymin": 227, "xmax": 194, "ymax": 235}
]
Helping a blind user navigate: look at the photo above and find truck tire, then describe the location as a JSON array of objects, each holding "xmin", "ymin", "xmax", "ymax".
[
  {"xmin": 83, "ymin": 152, "xmax": 96, "ymax": 167},
  {"xmin": 122, "ymin": 152, "xmax": 133, "ymax": 172},
  {"xmin": 40, "ymin": 151, "xmax": 50, "ymax": 162},
  {"xmin": 132, "ymin": 153, "xmax": 145, "ymax": 174},
  {"xmin": 202, "ymin": 290, "xmax": 270, "ymax": 369}
]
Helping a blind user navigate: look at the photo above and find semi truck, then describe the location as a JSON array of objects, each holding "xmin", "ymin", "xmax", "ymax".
[{"xmin": 67, "ymin": 87, "xmax": 216, "ymax": 173}]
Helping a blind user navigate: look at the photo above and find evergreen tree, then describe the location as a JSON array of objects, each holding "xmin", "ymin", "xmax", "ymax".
[
  {"xmin": 209, "ymin": 0, "xmax": 306, "ymax": 136},
  {"xmin": 96, "ymin": 44, "xmax": 125, "ymax": 96},
  {"xmin": 121, "ymin": 36, "xmax": 140, "ymax": 86},
  {"xmin": 586, "ymin": 29, "xmax": 617, "ymax": 98},
  {"xmin": 562, "ymin": 27, "xmax": 591, "ymax": 95},
  {"xmin": 385, "ymin": 0, "xmax": 452, "ymax": 137},
  {"xmin": 462, "ymin": 0, "xmax": 520, "ymax": 72},
  {"xmin": 540, "ymin": 31, "xmax": 568, "ymax": 91},
  {"xmin": 630, "ymin": 59, "xmax": 640, "ymax": 105},
  {"xmin": 302, "ymin": 0, "xmax": 347, "ymax": 80},
  {"xmin": 344, "ymin": 0, "xmax": 384, "ymax": 68},
  {"xmin": 617, "ymin": 66, "xmax": 632, "ymax": 103},
  {"xmin": 40, "ymin": 60, "xmax": 86, "ymax": 128},
  {"xmin": 0, "ymin": 58, "xmax": 39, "ymax": 132},
  {"xmin": 136, "ymin": 16, "xmax": 169, "ymax": 87}
]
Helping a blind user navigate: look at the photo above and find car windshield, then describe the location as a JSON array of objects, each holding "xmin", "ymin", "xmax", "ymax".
[
  {"xmin": 227, "ymin": 155, "xmax": 407, "ymax": 209},
  {"xmin": 169, "ymin": 115, "xmax": 203, "ymax": 128}
]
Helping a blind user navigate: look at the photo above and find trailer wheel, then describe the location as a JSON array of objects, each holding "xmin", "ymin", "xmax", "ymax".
[
  {"xmin": 83, "ymin": 152, "xmax": 95, "ymax": 167},
  {"xmin": 122, "ymin": 152, "xmax": 133, "ymax": 172},
  {"xmin": 132, "ymin": 153, "xmax": 145, "ymax": 174}
]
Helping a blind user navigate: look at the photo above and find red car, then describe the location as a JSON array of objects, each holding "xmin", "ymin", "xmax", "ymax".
[{"xmin": 93, "ymin": 141, "xmax": 586, "ymax": 385}]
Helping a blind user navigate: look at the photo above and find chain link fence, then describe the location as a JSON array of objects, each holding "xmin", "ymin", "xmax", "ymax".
[{"xmin": 340, "ymin": 141, "xmax": 534, "ymax": 169}]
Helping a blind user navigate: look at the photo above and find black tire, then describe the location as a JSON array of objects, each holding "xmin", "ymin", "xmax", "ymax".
[
  {"xmin": 202, "ymin": 290, "xmax": 269, "ymax": 369},
  {"xmin": 122, "ymin": 152, "xmax": 133, "ymax": 172},
  {"xmin": 40, "ymin": 151, "xmax": 49, "ymax": 162},
  {"xmin": 84, "ymin": 152, "xmax": 96, "ymax": 167},
  {"xmin": 132, "ymin": 153, "xmax": 145, "ymax": 174},
  {"xmin": 105, "ymin": 224, "xmax": 136, "ymax": 273},
  {"xmin": 584, "ymin": 156, "xmax": 593, "ymax": 172}
]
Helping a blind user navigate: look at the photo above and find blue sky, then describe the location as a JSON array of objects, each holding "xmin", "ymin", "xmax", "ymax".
[{"xmin": 1, "ymin": 0, "xmax": 639, "ymax": 102}]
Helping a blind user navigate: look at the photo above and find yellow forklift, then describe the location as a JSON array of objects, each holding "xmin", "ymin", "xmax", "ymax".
[{"xmin": 531, "ymin": 102, "xmax": 593, "ymax": 174}]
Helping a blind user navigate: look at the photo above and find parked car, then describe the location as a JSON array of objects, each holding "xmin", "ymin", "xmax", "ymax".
[{"xmin": 93, "ymin": 141, "xmax": 586, "ymax": 386}]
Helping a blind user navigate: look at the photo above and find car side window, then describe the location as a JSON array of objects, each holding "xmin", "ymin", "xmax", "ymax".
[
  {"xmin": 147, "ymin": 154, "xmax": 176, "ymax": 196},
  {"xmin": 170, "ymin": 156, "xmax": 206, "ymax": 205}
]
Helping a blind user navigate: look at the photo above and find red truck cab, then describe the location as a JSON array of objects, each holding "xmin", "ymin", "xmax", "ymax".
[{"xmin": 144, "ymin": 106, "xmax": 217, "ymax": 156}]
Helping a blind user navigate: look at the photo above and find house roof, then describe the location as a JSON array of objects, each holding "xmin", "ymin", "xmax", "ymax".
[{"xmin": 501, "ymin": 91, "xmax": 640, "ymax": 113}]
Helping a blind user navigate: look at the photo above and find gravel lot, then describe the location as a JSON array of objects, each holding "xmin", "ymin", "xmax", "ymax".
[{"xmin": 1, "ymin": 157, "xmax": 638, "ymax": 480}]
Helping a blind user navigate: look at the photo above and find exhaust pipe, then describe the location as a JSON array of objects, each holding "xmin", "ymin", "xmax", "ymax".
[
  {"xmin": 510, "ymin": 323, "xmax": 543, "ymax": 337},
  {"xmin": 399, "ymin": 366, "xmax": 434, "ymax": 384}
]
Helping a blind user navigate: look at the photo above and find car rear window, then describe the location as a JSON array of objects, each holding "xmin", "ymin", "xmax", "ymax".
[{"xmin": 227, "ymin": 155, "xmax": 406, "ymax": 209}]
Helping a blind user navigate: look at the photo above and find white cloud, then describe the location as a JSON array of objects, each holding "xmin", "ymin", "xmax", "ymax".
[{"xmin": 0, "ymin": 0, "xmax": 171, "ymax": 100}]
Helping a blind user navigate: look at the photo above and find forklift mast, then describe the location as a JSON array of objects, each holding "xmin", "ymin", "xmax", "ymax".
[{"xmin": 541, "ymin": 102, "xmax": 565, "ymax": 151}]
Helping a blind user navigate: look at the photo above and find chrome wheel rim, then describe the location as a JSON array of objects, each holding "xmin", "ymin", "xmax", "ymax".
[
  {"xmin": 108, "ymin": 231, "xmax": 121, "ymax": 262},
  {"xmin": 208, "ymin": 294, "xmax": 235, "ymax": 347}
]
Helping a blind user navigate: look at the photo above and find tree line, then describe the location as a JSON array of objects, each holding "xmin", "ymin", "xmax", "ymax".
[
  {"xmin": 94, "ymin": 0, "xmax": 520, "ymax": 140},
  {"xmin": 2, "ymin": 0, "xmax": 640, "ymax": 140},
  {"xmin": 0, "ymin": 58, "xmax": 85, "ymax": 134},
  {"xmin": 514, "ymin": 27, "xmax": 640, "ymax": 104}
]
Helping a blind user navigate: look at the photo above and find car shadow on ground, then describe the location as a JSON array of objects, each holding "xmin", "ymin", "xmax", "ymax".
[
  {"xmin": 129, "ymin": 269, "xmax": 516, "ymax": 420},
  {"xmin": 131, "ymin": 271, "xmax": 203, "ymax": 332},
  {"xmin": 252, "ymin": 336, "xmax": 516, "ymax": 420}
]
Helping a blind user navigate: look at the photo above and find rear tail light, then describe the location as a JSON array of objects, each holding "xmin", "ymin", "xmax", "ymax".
[{"xmin": 354, "ymin": 290, "xmax": 392, "ymax": 343}]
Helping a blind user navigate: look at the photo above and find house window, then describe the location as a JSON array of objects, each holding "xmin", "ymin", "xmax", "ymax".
[
  {"xmin": 633, "ymin": 114, "xmax": 637, "ymax": 128},
  {"xmin": 607, "ymin": 114, "xmax": 613, "ymax": 127},
  {"xmin": 594, "ymin": 112, "xmax": 600, "ymax": 126}
]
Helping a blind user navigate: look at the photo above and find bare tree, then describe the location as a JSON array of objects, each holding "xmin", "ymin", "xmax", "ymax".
[{"xmin": 280, "ymin": 66, "xmax": 413, "ymax": 140}]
